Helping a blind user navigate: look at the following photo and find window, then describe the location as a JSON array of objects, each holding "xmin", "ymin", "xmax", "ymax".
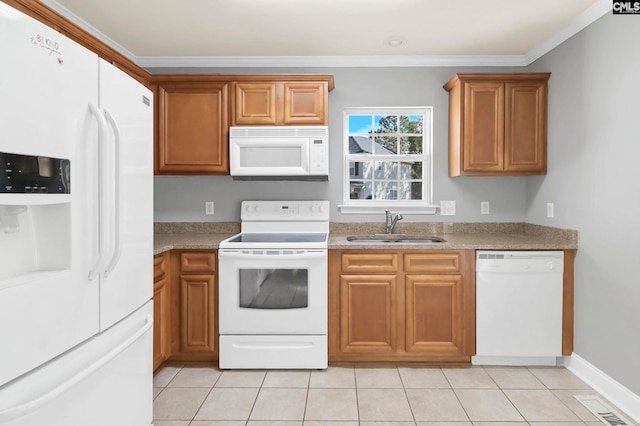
[{"xmin": 340, "ymin": 107, "xmax": 436, "ymax": 214}]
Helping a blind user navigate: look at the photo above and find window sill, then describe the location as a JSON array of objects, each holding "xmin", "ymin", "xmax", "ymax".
[{"xmin": 338, "ymin": 204, "xmax": 439, "ymax": 215}]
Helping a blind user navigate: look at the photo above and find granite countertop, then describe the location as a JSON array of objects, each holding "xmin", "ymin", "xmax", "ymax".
[
  {"xmin": 154, "ymin": 222, "xmax": 577, "ymax": 254},
  {"xmin": 154, "ymin": 222, "xmax": 239, "ymax": 255},
  {"xmin": 329, "ymin": 222, "xmax": 576, "ymax": 250},
  {"xmin": 154, "ymin": 232, "xmax": 236, "ymax": 255}
]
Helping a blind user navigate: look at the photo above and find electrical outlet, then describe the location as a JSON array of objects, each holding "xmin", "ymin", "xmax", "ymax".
[
  {"xmin": 546, "ymin": 202, "xmax": 554, "ymax": 218},
  {"xmin": 205, "ymin": 201, "xmax": 214, "ymax": 215},
  {"xmin": 440, "ymin": 200, "xmax": 456, "ymax": 216},
  {"xmin": 481, "ymin": 201, "xmax": 490, "ymax": 215}
]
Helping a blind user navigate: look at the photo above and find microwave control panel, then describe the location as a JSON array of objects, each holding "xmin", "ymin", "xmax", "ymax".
[{"xmin": 309, "ymin": 138, "xmax": 328, "ymax": 174}]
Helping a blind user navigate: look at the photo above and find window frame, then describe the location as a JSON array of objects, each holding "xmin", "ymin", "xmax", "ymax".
[{"xmin": 339, "ymin": 107, "xmax": 438, "ymax": 215}]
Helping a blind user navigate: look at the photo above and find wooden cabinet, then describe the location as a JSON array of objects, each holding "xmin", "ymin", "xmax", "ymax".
[
  {"xmin": 152, "ymin": 74, "xmax": 333, "ymax": 175},
  {"xmin": 329, "ymin": 250, "xmax": 475, "ymax": 363},
  {"xmin": 167, "ymin": 250, "xmax": 218, "ymax": 362},
  {"xmin": 339, "ymin": 273, "xmax": 399, "ymax": 354},
  {"xmin": 232, "ymin": 80, "xmax": 329, "ymax": 125},
  {"xmin": 153, "ymin": 252, "xmax": 170, "ymax": 371},
  {"xmin": 156, "ymin": 80, "xmax": 229, "ymax": 174},
  {"xmin": 444, "ymin": 73, "xmax": 550, "ymax": 176}
]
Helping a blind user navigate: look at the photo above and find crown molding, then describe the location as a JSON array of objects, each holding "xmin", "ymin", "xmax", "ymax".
[
  {"xmin": 137, "ymin": 55, "xmax": 528, "ymax": 69},
  {"xmin": 38, "ymin": 0, "xmax": 137, "ymax": 62},
  {"xmin": 39, "ymin": 0, "xmax": 611, "ymax": 69},
  {"xmin": 524, "ymin": 0, "xmax": 611, "ymax": 64}
]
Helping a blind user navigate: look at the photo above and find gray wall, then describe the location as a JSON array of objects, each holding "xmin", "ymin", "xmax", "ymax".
[
  {"xmin": 153, "ymin": 66, "xmax": 529, "ymax": 223},
  {"xmin": 527, "ymin": 15, "xmax": 640, "ymax": 395}
]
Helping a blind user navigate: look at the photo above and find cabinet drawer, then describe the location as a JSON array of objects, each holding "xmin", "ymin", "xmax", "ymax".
[
  {"xmin": 341, "ymin": 253, "xmax": 398, "ymax": 274},
  {"xmin": 154, "ymin": 253, "xmax": 167, "ymax": 281},
  {"xmin": 180, "ymin": 252, "xmax": 216, "ymax": 273},
  {"xmin": 404, "ymin": 252, "xmax": 460, "ymax": 273}
]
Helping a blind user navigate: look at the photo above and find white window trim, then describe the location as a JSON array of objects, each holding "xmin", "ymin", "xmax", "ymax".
[{"xmin": 338, "ymin": 107, "xmax": 439, "ymax": 215}]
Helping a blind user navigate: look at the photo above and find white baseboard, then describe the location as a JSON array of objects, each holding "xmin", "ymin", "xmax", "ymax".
[
  {"xmin": 562, "ymin": 353, "xmax": 640, "ymax": 423},
  {"xmin": 472, "ymin": 355, "xmax": 558, "ymax": 366}
]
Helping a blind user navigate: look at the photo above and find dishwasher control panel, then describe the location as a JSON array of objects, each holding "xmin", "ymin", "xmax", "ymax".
[{"xmin": 476, "ymin": 251, "xmax": 564, "ymax": 273}]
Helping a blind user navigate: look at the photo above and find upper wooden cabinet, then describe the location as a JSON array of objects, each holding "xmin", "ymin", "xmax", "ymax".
[
  {"xmin": 152, "ymin": 74, "xmax": 333, "ymax": 175},
  {"xmin": 444, "ymin": 73, "xmax": 551, "ymax": 176},
  {"xmin": 232, "ymin": 80, "xmax": 329, "ymax": 125},
  {"xmin": 155, "ymin": 80, "xmax": 229, "ymax": 174}
]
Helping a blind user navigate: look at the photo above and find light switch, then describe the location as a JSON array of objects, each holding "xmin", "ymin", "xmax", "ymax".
[{"xmin": 546, "ymin": 202, "xmax": 554, "ymax": 218}]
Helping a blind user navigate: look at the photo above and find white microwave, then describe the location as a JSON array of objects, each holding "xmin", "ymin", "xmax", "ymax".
[{"xmin": 229, "ymin": 126, "xmax": 329, "ymax": 181}]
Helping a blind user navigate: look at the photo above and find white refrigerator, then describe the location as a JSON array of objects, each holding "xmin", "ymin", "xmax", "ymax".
[{"xmin": 0, "ymin": 3, "xmax": 154, "ymax": 425}]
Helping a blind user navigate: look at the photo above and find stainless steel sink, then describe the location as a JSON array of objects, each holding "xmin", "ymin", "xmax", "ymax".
[{"xmin": 346, "ymin": 234, "xmax": 447, "ymax": 243}]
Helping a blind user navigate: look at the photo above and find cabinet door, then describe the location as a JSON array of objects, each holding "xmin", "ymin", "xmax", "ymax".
[
  {"xmin": 233, "ymin": 82, "xmax": 278, "ymax": 125},
  {"xmin": 157, "ymin": 83, "xmax": 228, "ymax": 173},
  {"xmin": 180, "ymin": 274, "xmax": 216, "ymax": 353},
  {"xmin": 283, "ymin": 81, "xmax": 327, "ymax": 125},
  {"xmin": 153, "ymin": 276, "xmax": 170, "ymax": 370},
  {"xmin": 153, "ymin": 253, "xmax": 170, "ymax": 370},
  {"xmin": 405, "ymin": 274, "xmax": 467, "ymax": 355},
  {"xmin": 504, "ymin": 80, "xmax": 547, "ymax": 173},
  {"xmin": 339, "ymin": 274, "xmax": 399, "ymax": 353},
  {"xmin": 462, "ymin": 81, "xmax": 504, "ymax": 172}
]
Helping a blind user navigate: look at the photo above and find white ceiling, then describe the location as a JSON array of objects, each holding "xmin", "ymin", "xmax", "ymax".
[{"xmin": 40, "ymin": 0, "xmax": 611, "ymax": 67}]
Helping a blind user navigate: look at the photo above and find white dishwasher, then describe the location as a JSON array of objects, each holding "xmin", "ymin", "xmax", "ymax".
[{"xmin": 473, "ymin": 250, "xmax": 564, "ymax": 366}]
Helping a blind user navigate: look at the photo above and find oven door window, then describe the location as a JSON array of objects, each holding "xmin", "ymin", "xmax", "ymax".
[{"xmin": 239, "ymin": 268, "xmax": 308, "ymax": 309}]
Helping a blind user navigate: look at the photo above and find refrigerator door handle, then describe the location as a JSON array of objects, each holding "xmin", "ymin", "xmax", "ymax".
[
  {"xmin": 87, "ymin": 103, "xmax": 108, "ymax": 281},
  {"xmin": 0, "ymin": 315, "xmax": 153, "ymax": 423},
  {"xmin": 103, "ymin": 109, "xmax": 122, "ymax": 277}
]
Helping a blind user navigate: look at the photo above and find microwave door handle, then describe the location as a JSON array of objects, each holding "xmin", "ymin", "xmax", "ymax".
[
  {"xmin": 103, "ymin": 110, "xmax": 122, "ymax": 277},
  {"xmin": 302, "ymin": 141, "xmax": 310, "ymax": 171},
  {"xmin": 87, "ymin": 103, "xmax": 108, "ymax": 281}
]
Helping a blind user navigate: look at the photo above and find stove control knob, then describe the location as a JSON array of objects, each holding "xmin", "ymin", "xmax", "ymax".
[
  {"xmin": 318, "ymin": 205, "xmax": 325, "ymax": 212},
  {"xmin": 310, "ymin": 205, "xmax": 317, "ymax": 212},
  {"xmin": 255, "ymin": 206, "xmax": 261, "ymax": 213}
]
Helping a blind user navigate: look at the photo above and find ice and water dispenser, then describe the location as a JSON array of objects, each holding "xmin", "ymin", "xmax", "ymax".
[{"xmin": 0, "ymin": 151, "xmax": 71, "ymax": 281}]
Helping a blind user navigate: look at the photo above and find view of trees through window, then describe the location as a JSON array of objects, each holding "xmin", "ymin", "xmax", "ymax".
[{"xmin": 345, "ymin": 108, "xmax": 430, "ymax": 203}]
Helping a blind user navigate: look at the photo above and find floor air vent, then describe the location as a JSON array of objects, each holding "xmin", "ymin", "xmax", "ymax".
[{"xmin": 574, "ymin": 395, "xmax": 633, "ymax": 426}]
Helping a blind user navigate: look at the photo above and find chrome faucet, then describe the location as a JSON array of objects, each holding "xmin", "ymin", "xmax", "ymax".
[{"xmin": 385, "ymin": 210, "xmax": 403, "ymax": 234}]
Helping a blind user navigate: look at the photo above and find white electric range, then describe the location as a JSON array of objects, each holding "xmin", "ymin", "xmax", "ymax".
[{"xmin": 218, "ymin": 200, "xmax": 329, "ymax": 369}]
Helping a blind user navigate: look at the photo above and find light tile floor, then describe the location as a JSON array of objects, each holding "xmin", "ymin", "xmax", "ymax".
[{"xmin": 153, "ymin": 365, "xmax": 637, "ymax": 426}]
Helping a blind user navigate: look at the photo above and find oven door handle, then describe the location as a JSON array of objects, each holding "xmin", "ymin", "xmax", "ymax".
[{"xmin": 218, "ymin": 250, "xmax": 326, "ymax": 261}]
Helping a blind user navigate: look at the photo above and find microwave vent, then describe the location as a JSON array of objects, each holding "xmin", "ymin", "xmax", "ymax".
[{"xmin": 230, "ymin": 126, "xmax": 328, "ymax": 139}]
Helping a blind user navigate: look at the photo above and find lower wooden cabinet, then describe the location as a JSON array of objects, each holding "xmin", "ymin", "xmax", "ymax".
[
  {"xmin": 405, "ymin": 274, "xmax": 468, "ymax": 355},
  {"xmin": 153, "ymin": 252, "xmax": 170, "ymax": 371},
  {"xmin": 165, "ymin": 250, "xmax": 218, "ymax": 363},
  {"xmin": 329, "ymin": 249, "xmax": 475, "ymax": 363},
  {"xmin": 180, "ymin": 274, "xmax": 216, "ymax": 353},
  {"xmin": 339, "ymin": 274, "xmax": 399, "ymax": 354}
]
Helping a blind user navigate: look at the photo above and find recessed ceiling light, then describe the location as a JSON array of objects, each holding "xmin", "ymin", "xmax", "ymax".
[{"xmin": 385, "ymin": 37, "xmax": 406, "ymax": 47}]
